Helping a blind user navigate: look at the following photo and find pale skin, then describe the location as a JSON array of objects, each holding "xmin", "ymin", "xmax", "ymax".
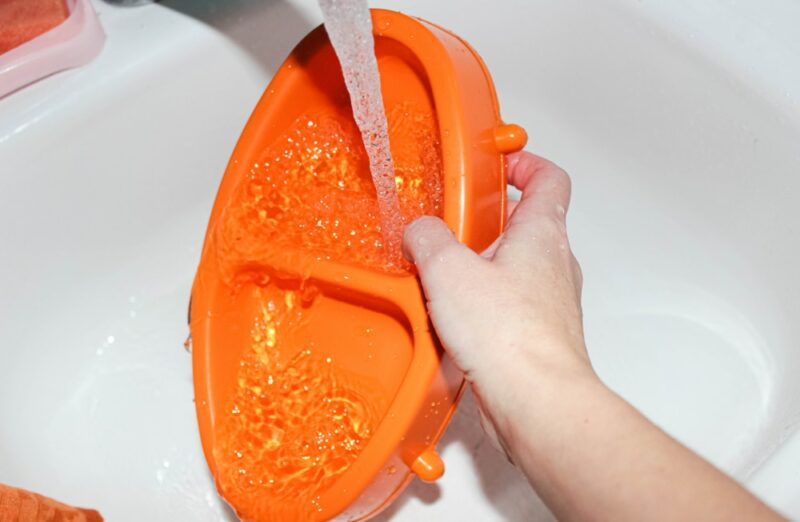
[{"xmin": 402, "ymin": 151, "xmax": 784, "ymax": 522}]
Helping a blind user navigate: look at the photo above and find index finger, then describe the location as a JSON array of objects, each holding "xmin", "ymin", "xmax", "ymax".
[
  {"xmin": 492, "ymin": 151, "xmax": 574, "ymax": 264},
  {"xmin": 506, "ymin": 151, "xmax": 572, "ymax": 218}
]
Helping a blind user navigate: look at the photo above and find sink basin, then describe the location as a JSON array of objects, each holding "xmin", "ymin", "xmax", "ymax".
[{"xmin": 1, "ymin": 0, "xmax": 798, "ymax": 520}]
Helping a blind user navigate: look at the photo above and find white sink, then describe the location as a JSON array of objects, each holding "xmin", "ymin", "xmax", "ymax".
[{"xmin": 1, "ymin": 0, "xmax": 798, "ymax": 520}]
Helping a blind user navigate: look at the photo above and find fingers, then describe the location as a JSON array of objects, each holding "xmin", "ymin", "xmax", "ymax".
[
  {"xmin": 491, "ymin": 151, "xmax": 576, "ymax": 266},
  {"xmin": 403, "ymin": 216, "xmax": 480, "ymax": 295},
  {"xmin": 499, "ymin": 152, "xmax": 573, "ymax": 250},
  {"xmin": 506, "ymin": 151, "xmax": 572, "ymax": 221}
]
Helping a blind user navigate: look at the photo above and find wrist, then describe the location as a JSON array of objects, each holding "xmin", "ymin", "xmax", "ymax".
[{"xmin": 471, "ymin": 335, "xmax": 599, "ymax": 440}]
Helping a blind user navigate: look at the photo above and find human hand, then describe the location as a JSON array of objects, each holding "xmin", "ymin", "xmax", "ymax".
[
  {"xmin": 404, "ymin": 152, "xmax": 783, "ymax": 522},
  {"xmin": 402, "ymin": 151, "xmax": 592, "ymax": 455}
]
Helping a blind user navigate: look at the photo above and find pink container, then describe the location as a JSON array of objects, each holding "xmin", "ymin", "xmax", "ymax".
[{"xmin": 0, "ymin": 0, "xmax": 104, "ymax": 98}]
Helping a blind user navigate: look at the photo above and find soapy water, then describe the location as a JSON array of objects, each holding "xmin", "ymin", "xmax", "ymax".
[
  {"xmin": 212, "ymin": 104, "xmax": 442, "ymax": 518},
  {"xmin": 209, "ymin": 3, "xmax": 444, "ymax": 515},
  {"xmin": 318, "ymin": 0, "xmax": 404, "ymax": 264},
  {"xmin": 213, "ymin": 285, "xmax": 384, "ymax": 521},
  {"xmin": 216, "ymin": 103, "xmax": 442, "ymax": 280}
]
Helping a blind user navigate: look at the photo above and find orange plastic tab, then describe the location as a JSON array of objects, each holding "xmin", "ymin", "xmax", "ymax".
[
  {"xmin": 409, "ymin": 449, "xmax": 445, "ymax": 483},
  {"xmin": 493, "ymin": 123, "xmax": 528, "ymax": 153}
]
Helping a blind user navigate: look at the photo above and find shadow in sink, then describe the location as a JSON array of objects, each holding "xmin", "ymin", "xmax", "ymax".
[
  {"xmin": 374, "ymin": 389, "xmax": 555, "ymax": 522},
  {"xmin": 162, "ymin": 0, "xmax": 315, "ymax": 74},
  {"xmin": 110, "ymin": 0, "xmax": 317, "ymax": 75}
]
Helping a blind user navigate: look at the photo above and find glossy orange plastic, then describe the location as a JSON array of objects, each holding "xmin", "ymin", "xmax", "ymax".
[{"xmin": 190, "ymin": 9, "xmax": 526, "ymax": 521}]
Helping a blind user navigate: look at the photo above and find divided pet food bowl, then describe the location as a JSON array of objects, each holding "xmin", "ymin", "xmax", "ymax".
[{"xmin": 189, "ymin": 9, "xmax": 526, "ymax": 521}]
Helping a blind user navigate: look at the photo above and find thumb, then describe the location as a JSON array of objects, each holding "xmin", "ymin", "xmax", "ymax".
[{"xmin": 403, "ymin": 216, "xmax": 478, "ymax": 296}]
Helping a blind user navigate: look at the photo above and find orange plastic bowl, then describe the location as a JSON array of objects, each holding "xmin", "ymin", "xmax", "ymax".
[{"xmin": 189, "ymin": 9, "xmax": 526, "ymax": 521}]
